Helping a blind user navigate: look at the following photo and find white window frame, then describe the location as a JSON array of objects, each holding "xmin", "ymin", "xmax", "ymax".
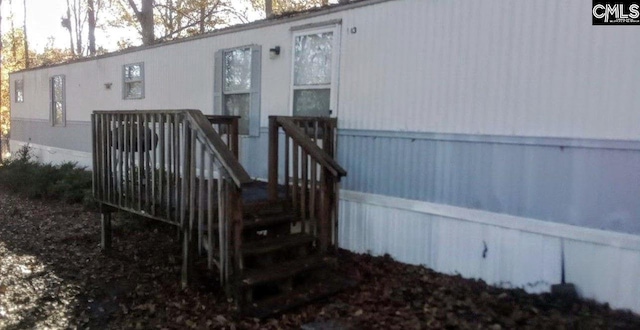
[
  {"xmin": 15, "ymin": 79, "xmax": 24, "ymax": 103},
  {"xmin": 222, "ymin": 47, "xmax": 252, "ymax": 136},
  {"xmin": 289, "ymin": 24, "xmax": 341, "ymax": 118},
  {"xmin": 214, "ymin": 45, "xmax": 261, "ymax": 137},
  {"xmin": 50, "ymin": 75, "xmax": 66, "ymax": 127},
  {"xmin": 123, "ymin": 62, "xmax": 145, "ymax": 100}
]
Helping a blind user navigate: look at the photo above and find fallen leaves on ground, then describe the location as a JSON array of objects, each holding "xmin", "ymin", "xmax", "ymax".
[{"xmin": 1, "ymin": 190, "xmax": 639, "ymax": 329}]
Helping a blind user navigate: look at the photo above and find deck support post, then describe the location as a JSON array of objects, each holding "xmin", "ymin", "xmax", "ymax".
[
  {"xmin": 181, "ymin": 225, "xmax": 198, "ymax": 289},
  {"xmin": 100, "ymin": 211, "xmax": 112, "ymax": 252},
  {"xmin": 268, "ymin": 116, "xmax": 279, "ymax": 200},
  {"xmin": 319, "ymin": 173, "xmax": 332, "ymax": 253},
  {"xmin": 229, "ymin": 185, "xmax": 244, "ymax": 304}
]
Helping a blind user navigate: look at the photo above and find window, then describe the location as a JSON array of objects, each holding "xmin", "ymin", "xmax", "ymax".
[
  {"xmin": 15, "ymin": 80, "xmax": 24, "ymax": 103},
  {"xmin": 291, "ymin": 27, "xmax": 340, "ymax": 117},
  {"xmin": 50, "ymin": 75, "xmax": 65, "ymax": 126},
  {"xmin": 214, "ymin": 46, "xmax": 261, "ymax": 136},
  {"xmin": 123, "ymin": 62, "xmax": 144, "ymax": 99}
]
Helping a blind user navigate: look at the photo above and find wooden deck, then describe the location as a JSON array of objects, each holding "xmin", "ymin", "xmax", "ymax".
[{"xmin": 91, "ymin": 110, "xmax": 347, "ymax": 315}]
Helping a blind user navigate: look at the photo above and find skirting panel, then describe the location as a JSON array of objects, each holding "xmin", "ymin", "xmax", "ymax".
[
  {"xmin": 339, "ymin": 190, "xmax": 640, "ymax": 313},
  {"xmin": 9, "ymin": 140, "xmax": 93, "ymax": 168}
]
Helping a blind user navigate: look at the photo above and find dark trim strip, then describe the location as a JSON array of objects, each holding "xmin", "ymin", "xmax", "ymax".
[{"xmin": 261, "ymin": 126, "xmax": 640, "ymax": 151}]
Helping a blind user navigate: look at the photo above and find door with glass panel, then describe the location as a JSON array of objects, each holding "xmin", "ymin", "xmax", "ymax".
[{"xmin": 291, "ymin": 26, "xmax": 340, "ymax": 117}]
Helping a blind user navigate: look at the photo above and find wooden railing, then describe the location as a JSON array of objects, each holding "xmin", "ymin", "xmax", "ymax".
[
  {"xmin": 91, "ymin": 110, "xmax": 251, "ymax": 288},
  {"xmin": 268, "ymin": 116, "xmax": 347, "ymax": 252},
  {"xmin": 205, "ymin": 115, "xmax": 240, "ymax": 159}
]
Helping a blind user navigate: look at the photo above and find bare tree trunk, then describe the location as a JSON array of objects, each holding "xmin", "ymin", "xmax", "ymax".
[
  {"xmin": 199, "ymin": 5, "xmax": 205, "ymax": 34},
  {"xmin": 88, "ymin": 0, "xmax": 96, "ymax": 55},
  {"xmin": 65, "ymin": 0, "xmax": 76, "ymax": 57},
  {"xmin": 23, "ymin": 0, "xmax": 29, "ymax": 68},
  {"xmin": 127, "ymin": 0, "xmax": 154, "ymax": 45},
  {"xmin": 265, "ymin": 0, "xmax": 273, "ymax": 18},
  {"xmin": 74, "ymin": 0, "xmax": 83, "ymax": 56}
]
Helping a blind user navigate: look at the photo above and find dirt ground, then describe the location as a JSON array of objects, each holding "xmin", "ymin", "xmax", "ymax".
[{"xmin": 1, "ymin": 191, "xmax": 640, "ymax": 329}]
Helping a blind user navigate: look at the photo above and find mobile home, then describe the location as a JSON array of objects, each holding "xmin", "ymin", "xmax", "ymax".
[{"xmin": 10, "ymin": 0, "xmax": 640, "ymax": 313}]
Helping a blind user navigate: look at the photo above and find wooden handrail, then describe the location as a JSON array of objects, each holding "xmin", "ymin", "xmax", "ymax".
[
  {"xmin": 205, "ymin": 115, "xmax": 240, "ymax": 159},
  {"xmin": 94, "ymin": 110, "xmax": 251, "ymax": 187},
  {"xmin": 267, "ymin": 115, "xmax": 346, "ymax": 253},
  {"xmin": 276, "ymin": 117, "xmax": 347, "ymax": 179},
  {"xmin": 184, "ymin": 111, "xmax": 250, "ymax": 186}
]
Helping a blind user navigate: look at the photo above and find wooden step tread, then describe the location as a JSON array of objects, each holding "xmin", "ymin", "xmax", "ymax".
[
  {"xmin": 244, "ymin": 199, "xmax": 291, "ymax": 216},
  {"xmin": 242, "ymin": 233, "xmax": 315, "ymax": 256},
  {"xmin": 244, "ymin": 212, "xmax": 296, "ymax": 230},
  {"xmin": 242, "ymin": 255, "xmax": 331, "ymax": 287},
  {"xmin": 243, "ymin": 268, "xmax": 355, "ymax": 318}
]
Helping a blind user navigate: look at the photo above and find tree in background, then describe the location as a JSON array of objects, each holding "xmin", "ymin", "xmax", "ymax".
[
  {"xmin": 110, "ymin": 0, "xmax": 252, "ymax": 45},
  {"xmin": 87, "ymin": 0, "xmax": 97, "ymax": 55},
  {"xmin": 61, "ymin": 0, "xmax": 105, "ymax": 57},
  {"xmin": 21, "ymin": 0, "xmax": 27, "ymax": 68},
  {"xmin": 154, "ymin": 0, "xmax": 249, "ymax": 40},
  {"xmin": 110, "ymin": 0, "xmax": 154, "ymax": 45},
  {"xmin": 257, "ymin": 0, "xmax": 329, "ymax": 17}
]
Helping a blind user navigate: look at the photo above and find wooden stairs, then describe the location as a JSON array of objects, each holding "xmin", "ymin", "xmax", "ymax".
[
  {"xmin": 213, "ymin": 197, "xmax": 340, "ymax": 316},
  {"xmin": 91, "ymin": 110, "xmax": 348, "ymax": 317}
]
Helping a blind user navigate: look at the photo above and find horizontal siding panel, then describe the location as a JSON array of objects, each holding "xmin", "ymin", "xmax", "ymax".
[
  {"xmin": 337, "ymin": 0, "xmax": 640, "ymax": 139},
  {"xmin": 337, "ymin": 131, "xmax": 640, "ymax": 235}
]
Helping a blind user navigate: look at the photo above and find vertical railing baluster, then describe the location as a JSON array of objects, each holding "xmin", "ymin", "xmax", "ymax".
[
  {"xmin": 181, "ymin": 122, "xmax": 190, "ymax": 229},
  {"xmin": 166, "ymin": 115, "xmax": 173, "ymax": 222},
  {"xmin": 129, "ymin": 114, "xmax": 135, "ymax": 209},
  {"xmin": 188, "ymin": 130, "xmax": 197, "ymax": 263},
  {"xmin": 150, "ymin": 114, "xmax": 157, "ymax": 215},
  {"xmin": 284, "ymin": 135, "xmax": 289, "ymax": 200},
  {"xmin": 117, "ymin": 114, "xmax": 127, "ymax": 207},
  {"xmin": 230, "ymin": 117, "xmax": 239, "ymax": 160},
  {"xmin": 198, "ymin": 142, "xmax": 205, "ymax": 255},
  {"xmin": 107, "ymin": 114, "xmax": 112, "ymax": 202},
  {"xmin": 95, "ymin": 114, "xmax": 102, "ymax": 200},
  {"xmin": 301, "ymin": 149, "xmax": 308, "ymax": 227},
  {"xmin": 137, "ymin": 114, "xmax": 144, "ymax": 210},
  {"xmin": 292, "ymin": 141, "xmax": 299, "ymax": 215},
  {"xmin": 102, "ymin": 114, "xmax": 109, "ymax": 201},
  {"xmin": 174, "ymin": 117, "xmax": 181, "ymax": 221},
  {"xmin": 158, "ymin": 114, "xmax": 165, "ymax": 217},
  {"xmin": 218, "ymin": 170, "xmax": 226, "ymax": 286},
  {"xmin": 310, "ymin": 158, "xmax": 317, "ymax": 235},
  {"xmin": 142, "ymin": 114, "xmax": 149, "ymax": 212},
  {"xmin": 267, "ymin": 116, "xmax": 278, "ymax": 200},
  {"xmin": 207, "ymin": 158, "xmax": 214, "ymax": 270},
  {"xmin": 91, "ymin": 114, "xmax": 98, "ymax": 198},
  {"xmin": 101, "ymin": 114, "xmax": 108, "ymax": 200}
]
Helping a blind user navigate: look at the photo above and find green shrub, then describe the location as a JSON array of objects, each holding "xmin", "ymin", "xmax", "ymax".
[{"xmin": 0, "ymin": 144, "xmax": 94, "ymax": 205}]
